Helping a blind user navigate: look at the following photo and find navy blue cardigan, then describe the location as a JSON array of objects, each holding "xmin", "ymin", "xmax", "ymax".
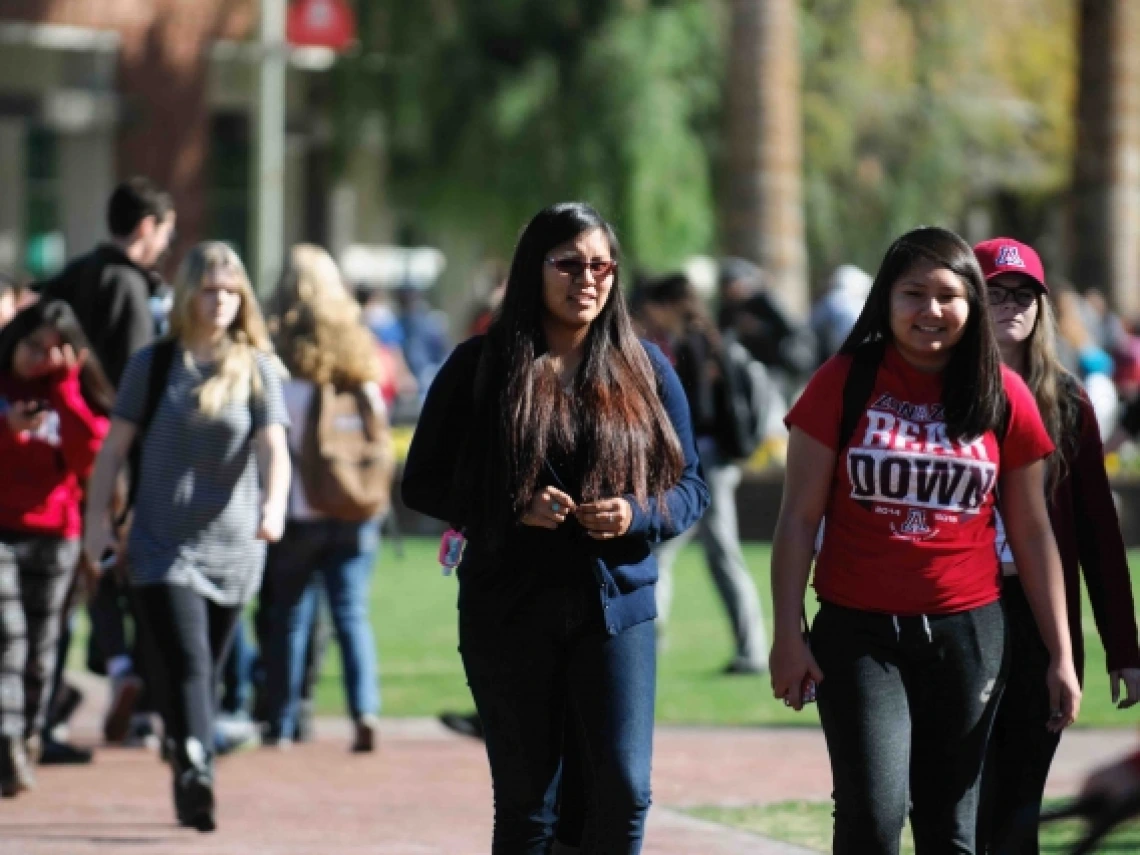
[{"xmin": 401, "ymin": 335, "xmax": 709, "ymax": 635}]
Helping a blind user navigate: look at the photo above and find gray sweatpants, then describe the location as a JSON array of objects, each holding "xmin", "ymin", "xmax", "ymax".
[
  {"xmin": 0, "ymin": 536, "xmax": 79, "ymax": 739},
  {"xmin": 653, "ymin": 452, "xmax": 767, "ymax": 666}
]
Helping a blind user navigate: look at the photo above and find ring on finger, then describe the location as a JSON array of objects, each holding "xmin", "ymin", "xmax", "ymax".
[{"xmin": 551, "ymin": 501, "xmax": 561, "ymax": 514}]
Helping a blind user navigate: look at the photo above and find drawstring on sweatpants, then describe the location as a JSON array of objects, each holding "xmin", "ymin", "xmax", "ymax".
[{"xmin": 890, "ymin": 614, "xmax": 934, "ymax": 643}]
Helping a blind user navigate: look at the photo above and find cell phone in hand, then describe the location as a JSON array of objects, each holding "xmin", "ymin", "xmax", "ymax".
[{"xmin": 801, "ymin": 675, "xmax": 817, "ymax": 704}]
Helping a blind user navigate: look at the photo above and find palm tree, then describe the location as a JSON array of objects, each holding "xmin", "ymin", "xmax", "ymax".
[
  {"xmin": 1072, "ymin": 0, "xmax": 1140, "ymax": 319},
  {"xmin": 722, "ymin": 0, "xmax": 808, "ymax": 315}
]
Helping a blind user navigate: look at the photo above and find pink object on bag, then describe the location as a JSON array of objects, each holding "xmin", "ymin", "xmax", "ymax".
[{"xmin": 438, "ymin": 529, "xmax": 466, "ymax": 575}]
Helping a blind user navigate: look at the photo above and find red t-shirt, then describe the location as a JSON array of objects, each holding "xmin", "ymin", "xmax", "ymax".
[{"xmin": 785, "ymin": 344, "xmax": 1054, "ymax": 615}]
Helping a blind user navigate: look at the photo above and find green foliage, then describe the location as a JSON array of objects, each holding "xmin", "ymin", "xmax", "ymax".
[
  {"xmin": 800, "ymin": 0, "xmax": 1074, "ymax": 278},
  {"xmin": 330, "ymin": 0, "xmax": 1074, "ymax": 288},
  {"xmin": 354, "ymin": 0, "xmax": 723, "ymax": 268}
]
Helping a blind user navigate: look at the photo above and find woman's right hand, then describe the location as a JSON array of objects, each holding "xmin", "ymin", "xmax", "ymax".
[
  {"xmin": 1046, "ymin": 655, "xmax": 1082, "ymax": 732},
  {"xmin": 6, "ymin": 401, "xmax": 47, "ymax": 435},
  {"xmin": 520, "ymin": 486, "xmax": 577, "ymax": 529},
  {"xmin": 769, "ymin": 632, "xmax": 824, "ymax": 712}
]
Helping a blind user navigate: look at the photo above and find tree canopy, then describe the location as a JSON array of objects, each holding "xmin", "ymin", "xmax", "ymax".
[{"xmin": 331, "ymin": 0, "xmax": 1074, "ymax": 288}]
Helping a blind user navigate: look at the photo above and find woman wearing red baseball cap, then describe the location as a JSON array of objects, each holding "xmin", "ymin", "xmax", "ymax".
[{"xmin": 974, "ymin": 237, "xmax": 1140, "ymax": 855}]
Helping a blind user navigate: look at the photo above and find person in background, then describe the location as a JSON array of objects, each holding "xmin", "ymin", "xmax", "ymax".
[
  {"xmin": 810, "ymin": 264, "xmax": 874, "ymax": 364},
  {"xmin": 770, "ymin": 226, "xmax": 1080, "ymax": 855},
  {"xmin": 39, "ymin": 177, "xmax": 178, "ymax": 752},
  {"xmin": 402, "ymin": 202, "xmax": 709, "ymax": 852},
  {"xmin": 357, "ymin": 285, "xmax": 418, "ymax": 416},
  {"xmin": 262, "ymin": 244, "xmax": 387, "ymax": 752},
  {"xmin": 0, "ymin": 301, "xmax": 112, "ymax": 796},
  {"xmin": 639, "ymin": 273, "xmax": 769, "ymax": 674},
  {"xmin": 973, "ymin": 238, "xmax": 1140, "ymax": 855},
  {"xmin": 395, "ymin": 285, "xmax": 450, "ymax": 399},
  {"xmin": 82, "ymin": 242, "xmax": 290, "ymax": 832},
  {"xmin": 717, "ymin": 257, "xmax": 817, "ymax": 397}
]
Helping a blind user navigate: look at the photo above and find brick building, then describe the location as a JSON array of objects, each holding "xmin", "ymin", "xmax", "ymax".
[{"xmin": 0, "ymin": 1, "xmax": 373, "ymax": 288}]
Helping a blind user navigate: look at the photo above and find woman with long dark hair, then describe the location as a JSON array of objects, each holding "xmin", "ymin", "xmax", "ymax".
[
  {"xmin": 402, "ymin": 202, "xmax": 708, "ymax": 853},
  {"xmin": 972, "ymin": 238, "xmax": 1140, "ymax": 855},
  {"xmin": 768, "ymin": 226, "xmax": 1081, "ymax": 855},
  {"xmin": 0, "ymin": 300, "xmax": 112, "ymax": 796}
]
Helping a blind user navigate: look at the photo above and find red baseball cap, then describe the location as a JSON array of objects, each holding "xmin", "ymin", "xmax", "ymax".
[{"xmin": 973, "ymin": 238, "xmax": 1047, "ymax": 293}]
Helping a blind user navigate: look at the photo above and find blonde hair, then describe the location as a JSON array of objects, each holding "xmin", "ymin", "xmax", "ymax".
[
  {"xmin": 268, "ymin": 244, "xmax": 383, "ymax": 387},
  {"xmin": 1021, "ymin": 295, "xmax": 1082, "ymax": 495},
  {"xmin": 169, "ymin": 241, "xmax": 274, "ymax": 416}
]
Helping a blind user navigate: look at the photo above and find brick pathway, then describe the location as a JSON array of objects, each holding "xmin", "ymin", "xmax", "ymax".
[{"xmin": 2, "ymin": 676, "xmax": 1133, "ymax": 854}]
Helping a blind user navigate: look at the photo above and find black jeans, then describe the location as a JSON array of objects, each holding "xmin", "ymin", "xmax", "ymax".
[
  {"xmin": 460, "ymin": 585, "xmax": 656, "ymax": 855},
  {"xmin": 133, "ymin": 585, "xmax": 241, "ymax": 749},
  {"xmin": 811, "ymin": 599, "xmax": 1008, "ymax": 855},
  {"xmin": 976, "ymin": 579, "xmax": 1060, "ymax": 855}
]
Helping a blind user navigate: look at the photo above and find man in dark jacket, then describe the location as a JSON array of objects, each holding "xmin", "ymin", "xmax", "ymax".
[
  {"xmin": 40, "ymin": 177, "xmax": 175, "ymax": 385},
  {"xmin": 37, "ymin": 178, "xmax": 175, "ymax": 759}
]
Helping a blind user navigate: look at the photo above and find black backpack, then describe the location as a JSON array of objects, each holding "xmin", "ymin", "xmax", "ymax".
[
  {"xmin": 718, "ymin": 334, "xmax": 775, "ymax": 461},
  {"xmin": 118, "ymin": 338, "xmax": 176, "ymax": 525}
]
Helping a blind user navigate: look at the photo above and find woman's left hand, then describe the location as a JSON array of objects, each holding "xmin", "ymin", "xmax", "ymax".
[
  {"xmin": 1110, "ymin": 668, "xmax": 1140, "ymax": 709},
  {"xmin": 576, "ymin": 498, "xmax": 632, "ymax": 540}
]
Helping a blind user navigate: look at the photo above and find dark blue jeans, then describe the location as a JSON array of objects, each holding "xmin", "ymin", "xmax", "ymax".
[
  {"xmin": 263, "ymin": 518, "xmax": 381, "ymax": 738},
  {"xmin": 811, "ymin": 599, "xmax": 1008, "ymax": 855},
  {"xmin": 460, "ymin": 585, "xmax": 656, "ymax": 855},
  {"xmin": 977, "ymin": 579, "xmax": 1061, "ymax": 855}
]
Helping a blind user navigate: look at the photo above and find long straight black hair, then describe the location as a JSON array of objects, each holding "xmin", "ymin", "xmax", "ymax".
[
  {"xmin": 458, "ymin": 202, "xmax": 684, "ymax": 540},
  {"xmin": 839, "ymin": 226, "xmax": 1006, "ymax": 441},
  {"xmin": 0, "ymin": 300, "xmax": 116, "ymax": 416}
]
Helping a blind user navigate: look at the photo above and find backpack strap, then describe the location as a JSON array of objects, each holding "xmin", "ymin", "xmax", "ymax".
[
  {"xmin": 119, "ymin": 338, "xmax": 176, "ymax": 524},
  {"xmin": 837, "ymin": 340, "xmax": 885, "ymax": 452}
]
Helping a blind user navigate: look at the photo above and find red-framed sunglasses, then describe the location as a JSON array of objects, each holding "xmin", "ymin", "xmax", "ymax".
[{"xmin": 546, "ymin": 256, "xmax": 618, "ymax": 279}]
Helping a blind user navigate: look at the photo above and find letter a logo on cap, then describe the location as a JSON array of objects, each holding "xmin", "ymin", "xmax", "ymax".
[{"xmin": 995, "ymin": 245, "xmax": 1026, "ymax": 268}]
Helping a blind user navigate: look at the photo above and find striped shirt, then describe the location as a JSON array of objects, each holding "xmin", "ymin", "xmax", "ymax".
[{"xmin": 114, "ymin": 343, "xmax": 289, "ymax": 605}]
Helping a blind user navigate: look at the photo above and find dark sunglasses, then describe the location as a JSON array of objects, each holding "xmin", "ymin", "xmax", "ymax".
[
  {"xmin": 987, "ymin": 285, "xmax": 1038, "ymax": 309},
  {"xmin": 546, "ymin": 256, "xmax": 618, "ymax": 279}
]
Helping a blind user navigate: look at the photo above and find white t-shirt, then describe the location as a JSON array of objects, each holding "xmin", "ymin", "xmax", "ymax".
[{"xmin": 282, "ymin": 378, "xmax": 385, "ymax": 521}]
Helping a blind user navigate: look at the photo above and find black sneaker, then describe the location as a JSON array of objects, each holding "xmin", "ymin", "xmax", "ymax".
[
  {"xmin": 438, "ymin": 711, "xmax": 484, "ymax": 740},
  {"xmin": 38, "ymin": 737, "xmax": 94, "ymax": 765},
  {"xmin": 46, "ymin": 683, "xmax": 84, "ymax": 732},
  {"xmin": 722, "ymin": 658, "xmax": 769, "ymax": 676},
  {"xmin": 172, "ymin": 738, "xmax": 216, "ymax": 833}
]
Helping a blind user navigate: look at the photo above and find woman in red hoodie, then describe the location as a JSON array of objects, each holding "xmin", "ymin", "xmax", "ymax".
[
  {"xmin": 973, "ymin": 238, "xmax": 1140, "ymax": 854},
  {"xmin": 0, "ymin": 300, "xmax": 112, "ymax": 797}
]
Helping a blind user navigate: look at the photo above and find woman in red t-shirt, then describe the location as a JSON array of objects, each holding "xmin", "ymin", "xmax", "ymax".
[
  {"xmin": 769, "ymin": 226, "xmax": 1081, "ymax": 855},
  {"xmin": 973, "ymin": 238, "xmax": 1140, "ymax": 855}
]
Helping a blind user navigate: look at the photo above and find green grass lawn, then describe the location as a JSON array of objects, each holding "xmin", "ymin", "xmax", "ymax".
[
  {"xmin": 304, "ymin": 537, "xmax": 1139, "ymax": 726},
  {"xmin": 688, "ymin": 800, "xmax": 1140, "ymax": 854},
  {"xmin": 72, "ymin": 538, "xmax": 1139, "ymax": 726}
]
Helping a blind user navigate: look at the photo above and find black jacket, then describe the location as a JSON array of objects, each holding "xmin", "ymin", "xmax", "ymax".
[{"xmin": 38, "ymin": 244, "xmax": 157, "ymax": 387}]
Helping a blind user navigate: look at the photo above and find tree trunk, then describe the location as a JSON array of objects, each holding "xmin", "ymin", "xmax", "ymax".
[
  {"xmin": 722, "ymin": 0, "xmax": 807, "ymax": 314},
  {"xmin": 1072, "ymin": 0, "xmax": 1140, "ymax": 318}
]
